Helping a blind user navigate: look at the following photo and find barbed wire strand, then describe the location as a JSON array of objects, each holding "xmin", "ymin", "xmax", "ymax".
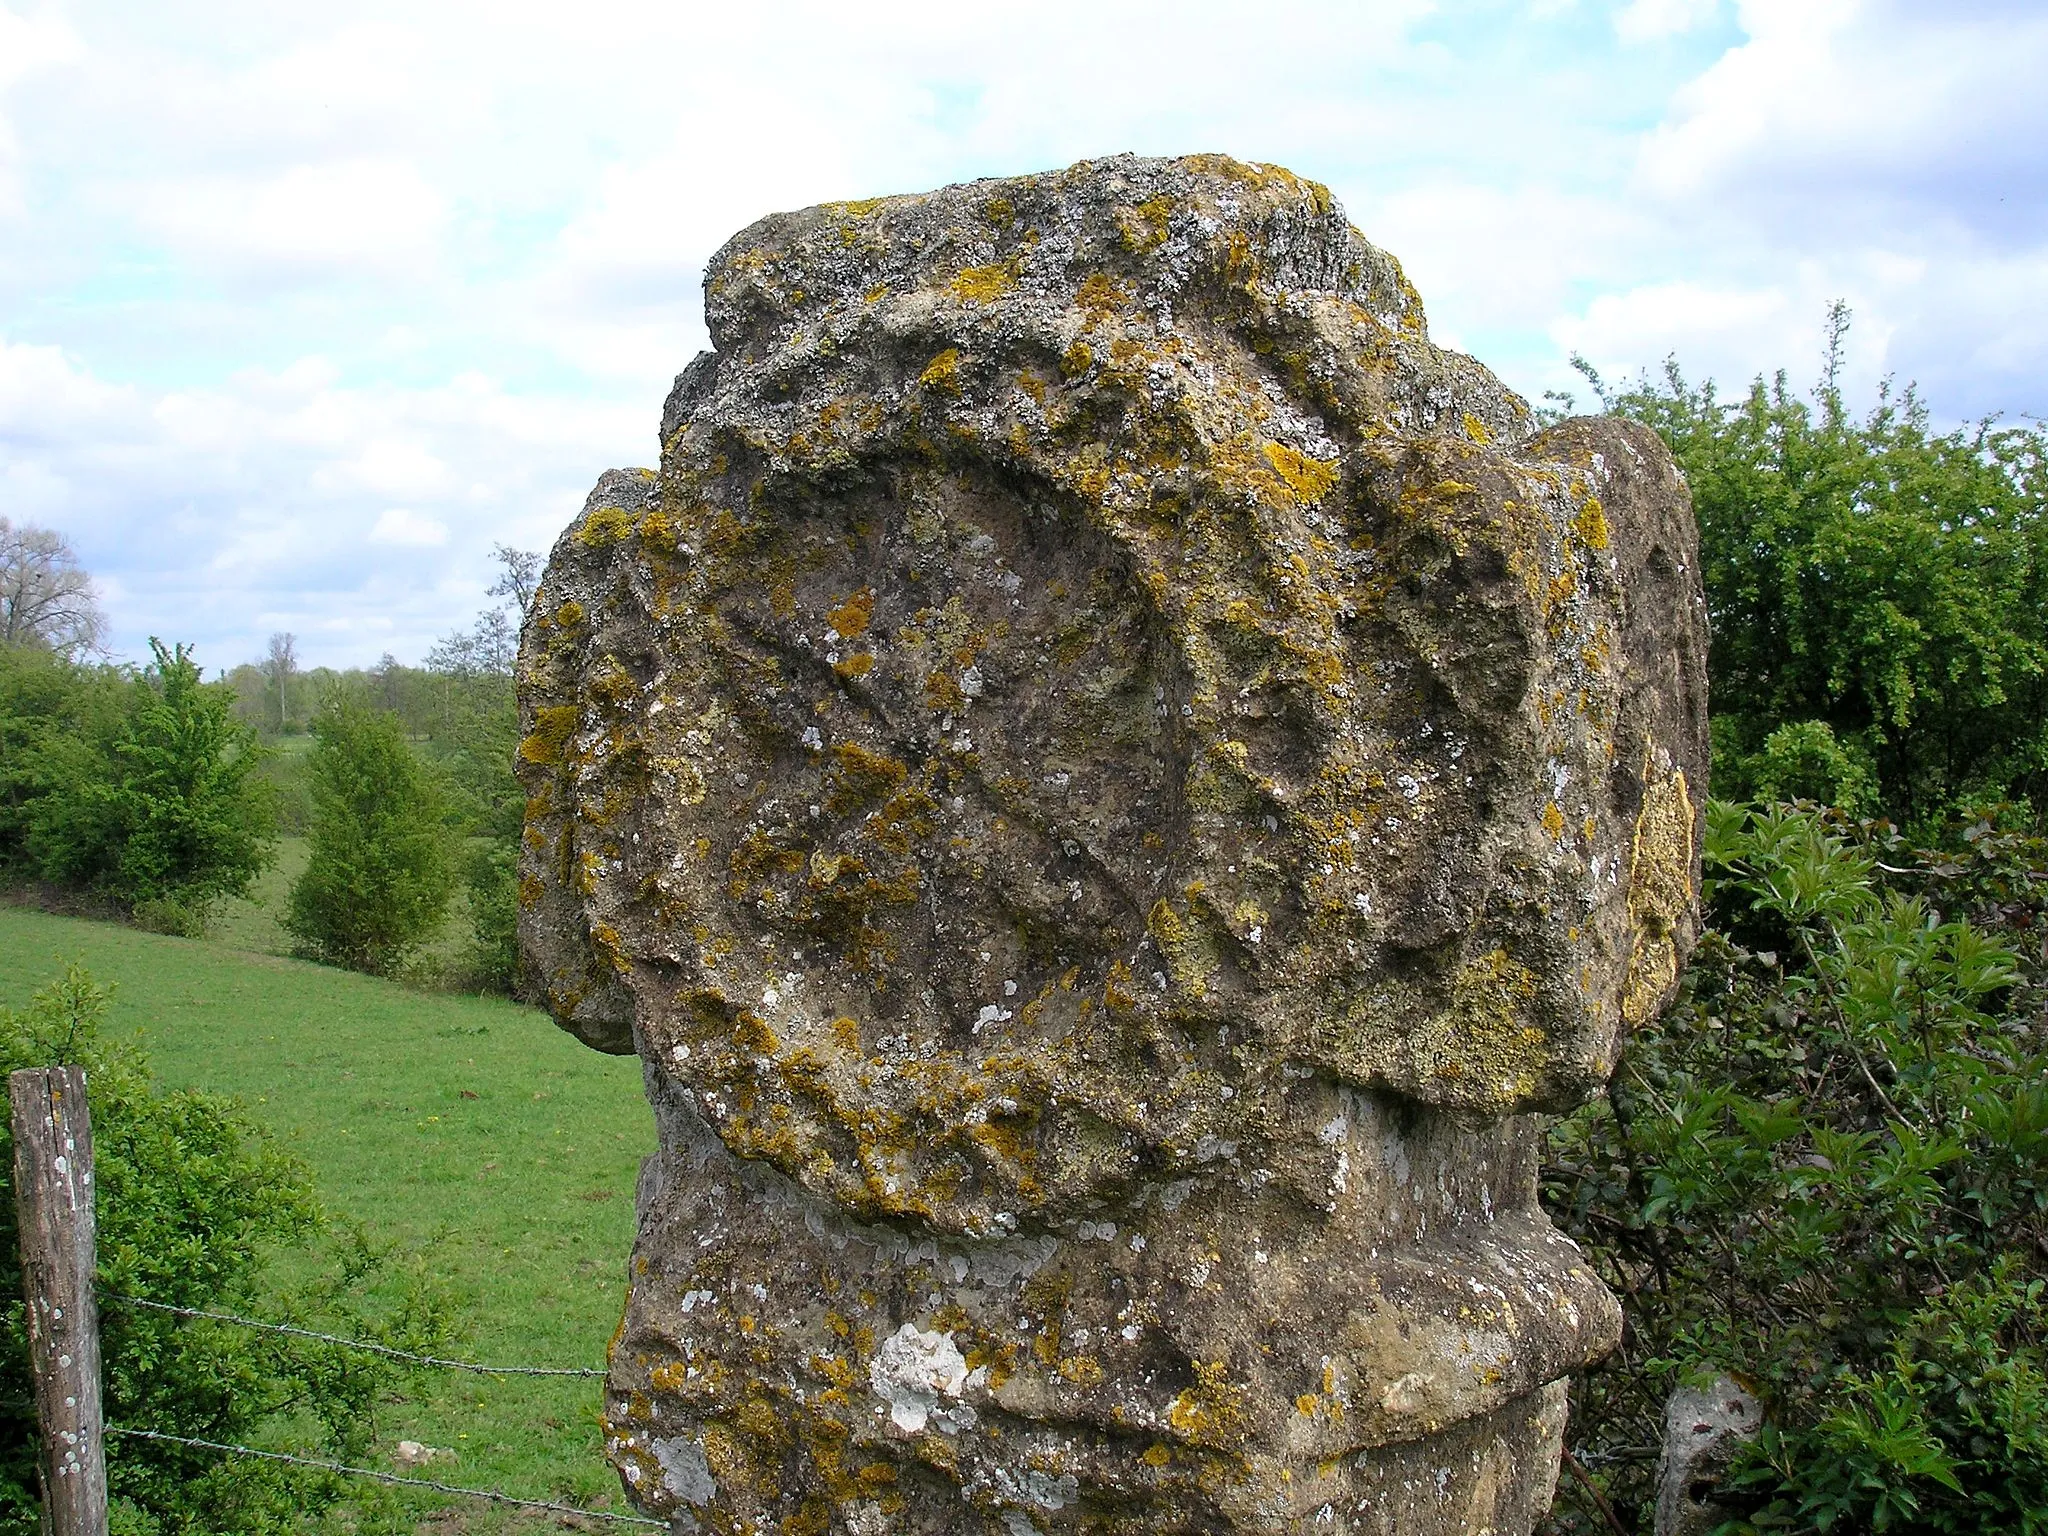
[
  {"xmin": 108, "ymin": 1427, "xmax": 666, "ymax": 1528},
  {"xmin": 106, "ymin": 1294, "xmax": 605, "ymax": 1377}
]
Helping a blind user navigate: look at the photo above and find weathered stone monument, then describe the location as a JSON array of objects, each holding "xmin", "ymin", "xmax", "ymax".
[{"xmin": 516, "ymin": 154, "xmax": 1707, "ymax": 1535}]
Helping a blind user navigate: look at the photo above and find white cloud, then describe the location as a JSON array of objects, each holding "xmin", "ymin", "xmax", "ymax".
[
  {"xmin": 0, "ymin": 333, "xmax": 642, "ymax": 669},
  {"xmin": 137, "ymin": 159, "xmax": 447, "ymax": 282},
  {"xmin": 0, "ymin": 6, "xmax": 79, "ymax": 91},
  {"xmin": 0, "ymin": 334, "xmax": 133, "ymax": 444},
  {"xmin": 1542, "ymin": 0, "xmax": 2048, "ymax": 416},
  {"xmin": 369, "ymin": 507, "xmax": 448, "ymax": 547},
  {"xmin": 238, "ymin": 23, "xmax": 444, "ymax": 141},
  {"xmin": 0, "ymin": 5, "xmax": 82, "ymax": 215},
  {"xmin": 1, "ymin": 0, "xmax": 2043, "ymax": 668},
  {"xmin": 322, "ymin": 438, "xmax": 452, "ymax": 500},
  {"xmin": 1554, "ymin": 280, "xmax": 1806, "ymax": 390},
  {"xmin": 1543, "ymin": 235, "xmax": 2048, "ymax": 424},
  {"xmin": 1636, "ymin": 0, "xmax": 2048, "ymax": 232},
  {"xmin": 1614, "ymin": 0, "xmax": 1722, "ymax": 44},
  {"xmin": 1370, "ymin": 183, "xmax": 1655, "ymax": 336}
]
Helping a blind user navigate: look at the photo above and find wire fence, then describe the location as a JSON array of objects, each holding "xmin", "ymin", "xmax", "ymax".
[
  {"xmin": 101, "ymin": 1290, "xmax": 646, "ymax": 1527},
  {"xmin": 107, "ymin": 1294, "xmax": 607, "ymax": 1377},
  {"xmin": 107, "ymin": 1428, "xmax": 664, "ymax": 1528}
]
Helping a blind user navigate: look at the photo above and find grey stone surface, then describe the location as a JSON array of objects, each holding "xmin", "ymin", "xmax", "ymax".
[
  {"xmin": 517, "ymin": 152, "xmax": 1709, "ymax": 1534},
  {"xmin": 1655, "ymin": 1376, "xmax": 1762, "ymax": 1536}
]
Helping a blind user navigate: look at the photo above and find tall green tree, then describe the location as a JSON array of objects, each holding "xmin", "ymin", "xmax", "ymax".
[
  {"xmin": 1584, "ymin": 311, "xmax": 2048, "ymax": 826},
  {"xmin": 286, "ymin": 693, "xmax": 456, "ymax": 974},
  {"xmin": 16, "ymin": 640, "xmax": 274, "ymax": 919}
]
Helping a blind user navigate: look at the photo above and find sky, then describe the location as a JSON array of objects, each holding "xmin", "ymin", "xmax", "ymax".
[{"xmin": 1, "ymin": 0, "xmax": 2043, "ymax": 671}]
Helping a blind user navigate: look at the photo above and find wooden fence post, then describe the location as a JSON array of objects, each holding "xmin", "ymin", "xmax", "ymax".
[{"xmin": 9, "ymin": 1066, "xmax": 110, "ymax": 1536}]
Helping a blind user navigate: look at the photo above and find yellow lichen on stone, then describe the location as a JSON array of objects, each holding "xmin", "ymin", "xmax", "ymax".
[
  {"xmin": 1334, "ymin": 947, "xmax": 1549, "ymax": 1109},
  {"xmin": 638, "ymin": 505, "xmax": 681, "ymax": 554},
  {"xmin": 651, "ymin": 753, "xmax": 708, "ymax": 806},
  {"xmin": 1259, "ymin": 441, "xmax": 1340, "ymax": 505},
  {"xmin": 919, "ymin": 349, "xmax": 964, "ymax": 393},
  {"xmin": 950, "ymin": 262, "xmax": 1018, "ymax": 304},
  {"xmin": 1573, "ymin": 495, "xmax": 1610, "ymax": 551},
  {"xmin": 1076, "ymin": 271, "xmax": 1132, "ymax": 316},
  {"xmin": 1621, "ymin": 755, "xmax": 1696, "ymax": 1026},
  {"xmin": 1119, "ymin": 196, "xmax": 1173, "ymax": 252},
  {"xmin": 1181, "ymin": 153, "xmax": 1335, "ymax": 216},
  {"xmin": 825, "ymin": 742, "xmax": 909, "ymax": 814},
  {"xmin": 1166, "ymin": 1359, "xmax": 1249, "ymax": 1447},
  {"xmin": 826, "ymin": 588, "xmax": 875, "ymax": 638},
  {"xmin": 1147, "ymin": 897, "xmax": 1220, "ymax": 999},
  {"xmin": 1059, "ymin": 1353, "xmax": 1105, "ymax": 1384},
  {"xmin": 519, "ymin": 704, "xmax": 580, "ymax": 765},
  {"xmin": 576, "ymin": 503, "xmax": 638, "ymax": 547}
]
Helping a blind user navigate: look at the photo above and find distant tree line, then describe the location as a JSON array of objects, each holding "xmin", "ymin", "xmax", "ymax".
[{"xmin": 0, "ymin": 534, "xmax": 537, "ymax": 990}]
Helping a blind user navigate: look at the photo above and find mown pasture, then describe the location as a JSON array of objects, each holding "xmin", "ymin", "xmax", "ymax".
[{"xmin": 0, "ymin": 905, "xmax": 654, "ymax": 1531}]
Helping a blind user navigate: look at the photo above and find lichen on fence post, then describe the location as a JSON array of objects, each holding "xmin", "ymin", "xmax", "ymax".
[
  {"xmin": 517, "ymin": 153, "xmax": 1708, "ymax": 1535},
  {"xmin": 10, "ymin": 1065, "xmax": 110, "ymax": 1536}
]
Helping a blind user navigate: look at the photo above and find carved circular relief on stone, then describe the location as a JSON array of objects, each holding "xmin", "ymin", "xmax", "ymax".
[{"xmin": 518, "ymin": 154, "xmax": 1707, "ymax": 1535}]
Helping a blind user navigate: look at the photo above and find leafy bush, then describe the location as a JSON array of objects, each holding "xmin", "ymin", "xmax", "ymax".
[
  {"xmin": 1543, "ymin": 804, "xmax": 2048, "ymax": 1534},
  {"xmin": 1590, "ymin": 323, "xmax": 2048, "ymax": 827},
  {"xmin": 0, "ymin": 640, "xmax": 274, "ymax": 921},
  {"xmin": 1, "ymin": 966, "xmax": 458, "ymax": 1534},
  {"xmin": 1748, "ymin": 720, "xmax": 1881, "ymax": 818},
  {"xmin": 285, "ymin": 693, "xmax": 455, "ymax": 974},
  {"xmin": 0, "ymin": 649, "xmax": 131, "ymax": 882},
  {"xmin": 128, "ymin": 896, "xmax": 211, "ymax": 939}
]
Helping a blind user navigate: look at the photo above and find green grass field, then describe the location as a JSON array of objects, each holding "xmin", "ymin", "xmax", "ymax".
[{"xmin": 0, "ymin": 905, "xmax": 655, "ymax": 1530}]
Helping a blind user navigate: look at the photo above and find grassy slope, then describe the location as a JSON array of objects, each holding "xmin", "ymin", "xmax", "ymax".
[
  {"xmin": 208, "ymin": 832, "xmax": 308, "ymax": 955},
  {"xmin": 0, "ymin": 907, "xmax": 654, "ymax": 1528}
]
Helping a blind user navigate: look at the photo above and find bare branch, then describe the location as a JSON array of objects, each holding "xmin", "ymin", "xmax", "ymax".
[
  {"xmin": 486, "ymin": 543, "xmax": 542, "ymax": 614},
  {"xmin": 0, "ymin": 516, "xmax": 107, "ymax": 657},
  {"xmin": 262, "ymin": 631, "xmax": 298, "ymax": 732}
]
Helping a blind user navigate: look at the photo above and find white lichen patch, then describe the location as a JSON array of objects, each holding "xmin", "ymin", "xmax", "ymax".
[{"xmin": 869, "ymin": 1322, "xmax": 976, "ymax": 1434}]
